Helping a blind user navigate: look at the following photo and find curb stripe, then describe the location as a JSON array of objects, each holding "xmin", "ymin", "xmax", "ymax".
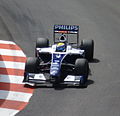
[
  {"xmin": 0, "ymin": 40, "xmax": 34, "ymax": 115},
  {"xmin": 0, "ymin": 75, "xmax": 24, "ymax": 84},
  {"xmin": 0, "ymin": 44, "xmax": 21, "ymax": 50},
  {"xmin": 0, "ymin": 90, "xmax": 32, "ymax": 102},
  {"xmin": 0, "ymin": 82, "xmax": 34, "ymax": 93},
  {"xmin": 0, "ymin": 61, "xmax": 25, "ymax": 69},
  {"xmin": 0, "ymin": 55, "xmax": 26, "ymax": 62},
  {"xmin": 0, "ymin": 40, "xmax": 15, "ymax": 45},
  {"xmin": 0, "ymin": 49, "xmax": 25, "ymax": 57},
  {"xmin": 0, "ymin": 68, "xmax": 24, "ymax": 76},
  {"xmin": 0, "ymin": 108, "xmax": 19, "ymax": 116},
  {"xmin": 0, "ymin": 99, "xmax": 28, "ymax": 110}
]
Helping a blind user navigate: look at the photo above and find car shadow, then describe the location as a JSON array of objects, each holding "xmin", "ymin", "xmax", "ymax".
[{"xmin": 89, "ymin": 58, "xmax": 100, "ymax": 63}]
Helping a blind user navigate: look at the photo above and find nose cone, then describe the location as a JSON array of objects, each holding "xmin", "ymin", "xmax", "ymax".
[
  {"xmin": 50, "ymin": 70, "xmax": 58, "ymax": 76},
  {"xmin": 50, "ymin": 67, "xmax": 60, "ymax": 77}
]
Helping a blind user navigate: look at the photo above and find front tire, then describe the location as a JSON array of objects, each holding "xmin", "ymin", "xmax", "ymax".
[
  {"xmin": 23, "ymin": 57, "xmax": 39, "ymax": 82},
  {"xmin": 74, "ymin": 59, "xmax": 89, "ymax": 85},
  {"xmin": 25, "ymin": 57, "xmax": 39, "ymax": 73}
]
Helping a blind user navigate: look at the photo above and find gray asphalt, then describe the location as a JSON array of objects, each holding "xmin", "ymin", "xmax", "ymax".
[{"xmin": 0, "ymin": 0, "xmax": 120, "ymax": 116}]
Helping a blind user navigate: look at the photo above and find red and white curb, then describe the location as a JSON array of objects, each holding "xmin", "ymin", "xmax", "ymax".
[{"xmin": 0, "ymin": 40, "xmax": 34, "ymax": 116}]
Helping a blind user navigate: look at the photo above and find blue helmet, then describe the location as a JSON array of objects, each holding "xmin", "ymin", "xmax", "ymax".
[{"xmin": 56, "ymin": 43, "xmax": 65, "ymax": 52}]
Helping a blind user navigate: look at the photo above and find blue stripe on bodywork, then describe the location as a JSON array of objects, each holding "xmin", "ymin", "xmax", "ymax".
[{"xmin": 50, "ymin": 53, "xmax": 66, "ymax": 77}]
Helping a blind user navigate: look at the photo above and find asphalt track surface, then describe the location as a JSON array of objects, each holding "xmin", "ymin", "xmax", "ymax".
[{"xmin": 0, "ymin": 0, "xmax": 120, "ymax": 116}]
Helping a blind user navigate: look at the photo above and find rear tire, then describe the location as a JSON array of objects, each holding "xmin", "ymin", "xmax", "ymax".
[
  {"xmin": 35, "ymin": 38, "xmax": 49, "ymax": 57},
  {"xmin": 36, "ymin": 38, "xmax": 49, "ymax": 48},
  {"xmin": 74, "ymin": 59, "xmax": 89, "ymax": 85},
  {"xmin": 80, "ymin": 40, "xmax": 94, "ymax": 61}
]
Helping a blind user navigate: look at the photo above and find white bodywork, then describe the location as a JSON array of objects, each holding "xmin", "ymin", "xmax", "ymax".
[
  {"xmin": 26, "ymin": 44, "xmax": 85, "ymax": 86},
  {"xmin": 36, "ymin": 44, "xmax": 84, "ymax": 56}
]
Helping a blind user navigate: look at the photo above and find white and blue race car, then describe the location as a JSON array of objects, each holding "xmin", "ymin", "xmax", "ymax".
[{"xmin": 23, "ymin": 25, "xmax": 94, "ymax": 87}]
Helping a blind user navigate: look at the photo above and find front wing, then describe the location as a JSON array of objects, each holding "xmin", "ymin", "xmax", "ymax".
[{"xmin": 24, "ymin": 73, "xmax": 84, "ymax": 86}]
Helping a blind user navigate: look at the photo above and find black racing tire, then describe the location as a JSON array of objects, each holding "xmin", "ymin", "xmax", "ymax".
[
  {"xmin": 36, "ymin": 38, "xmax": 49, "ymax": 48},
  {"xmin": 74, "ymin": 59, "xmax": 89, "ymax": 85},
  {"xmin": 23, "ymin": 72, "xmax": 29, "ymax": 82},
  {"xmin": 25, "ymin": 57, "xmax": 39, "ymax": 73},
  {"xmin": 80, "ymin": 40, "xmax": 94, "ymax": 61},
  {"xmin": 75, "ymin": 58, "xmax": 89, "ymax": 75}
]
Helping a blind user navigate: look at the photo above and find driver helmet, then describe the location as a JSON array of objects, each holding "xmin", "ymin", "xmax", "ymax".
[
  {"xmin": 56, "ymin": 42, "xmax": 65, "ymax": 52},
  {"xmin": 59, "ymin": 34, "xmax": 67, "ymax": 43}
]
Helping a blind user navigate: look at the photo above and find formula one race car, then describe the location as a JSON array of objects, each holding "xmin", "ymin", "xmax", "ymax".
[{"xmin": 23, "ymin": 25, "xmax": 94, "ymax": 87}]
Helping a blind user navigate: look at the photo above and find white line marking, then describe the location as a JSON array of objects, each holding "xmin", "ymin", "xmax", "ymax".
[
  {"xmin": 0, "ymin": 90, "xmax": 32, "ymax": 102},
  {"xmin": 0, "ymin": 75, "xmax": 24, "ymax": 84},
  {"xmin": 0, "ymin": 49, "xmax": 25, "ymax": 57}
]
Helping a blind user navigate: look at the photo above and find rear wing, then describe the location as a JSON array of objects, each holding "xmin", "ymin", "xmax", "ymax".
[{"xmin": 53, "ymin": 25, "xmax": 80, "ymax": 47}]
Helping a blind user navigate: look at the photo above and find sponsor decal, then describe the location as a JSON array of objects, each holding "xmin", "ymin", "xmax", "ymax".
[
  {"xmin": 54, "ymin": 25, "xmax": 79, "ymax": 31},
  {"xmin": 50, "ymin": 70, "xmax": 58, "ymax": 76},
  {"xmin": 55, "ymin": 54, "xmax": 61, "ymax": 58},
  {"xmin": 50, "ymin": 53, "xmax": 65, "ymax": 76}
]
